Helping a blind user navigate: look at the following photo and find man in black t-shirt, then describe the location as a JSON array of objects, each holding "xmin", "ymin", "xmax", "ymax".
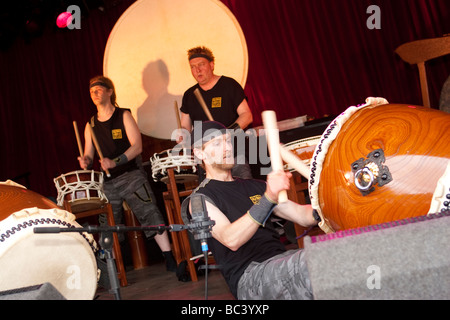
[
  {"xmin": 178, "ymin": 46, "xmax": 253, "ymax": 180},
  {"xmin": 187, "ymin": 121, "xmax": 318, "ymax": 299},
  {"xmin": 179, "ymin": 46, "xmax": 252, "ymax": 132}
]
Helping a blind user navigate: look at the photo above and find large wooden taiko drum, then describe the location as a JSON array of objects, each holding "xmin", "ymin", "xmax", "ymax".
[
  {"xmin": 309, "ymin": 102, "xmax": 450, "ymax": 233},
  {"xmin": 0, "ymin": 183, "xmax": 98, "ymax": 299}
]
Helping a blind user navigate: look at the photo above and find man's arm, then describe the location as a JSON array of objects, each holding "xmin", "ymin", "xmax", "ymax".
[
  {"xmin": 121, "ymin": 110, "xmax": 143, "ymax": 160},
  {"xmin": 203, "ymin": 200, "xmax": 261, "ymax": 252},
  {"xmin": 195, "ymin": 171, "xmax": 291, "ymax": 252},
  {"xmin": 233, "ymin": 100, "xmax": 253, "ymax": 129},
  {"xmin": 180, "ymin": 111, "xmax": 192, "ymax": 132},
  {"xmin": 273, "ymin": 201, "xmax": 318, "ymax": 228},
  {"xmin": 266, "ymin": 170, "xmax": 317, "ymax": 228}
]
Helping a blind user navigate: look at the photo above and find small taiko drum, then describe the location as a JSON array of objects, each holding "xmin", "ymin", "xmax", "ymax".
[
  {"xmin": 309, "ymin": 99, "xmax": 450, "ymax": 233},
  {"xmin": 283, "ymin": 136, "xmax": 321, "ymax": 171},
  {"xmin": 0, "ymin": 184, "xmax": 98, "ymax": 300},
  {"xmin": 150, "ymin": 148, "xmax": 197, "ymax": 184},
  {"xmin": 54, "ymin": 170, "xmax": 107, "ymax": 213}
]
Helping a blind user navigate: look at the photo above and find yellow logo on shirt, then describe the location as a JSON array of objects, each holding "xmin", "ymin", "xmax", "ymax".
[
  {"xmin": 249, "ymin": 194, "xmax": 262, "ymax": 205},
  {"xmin": 211, "ymin": 97, "xmax": 222, "ymax": 108},
  {"xmin": 112, "ymin": 129, "xmax": 123, "ymax": 139}
]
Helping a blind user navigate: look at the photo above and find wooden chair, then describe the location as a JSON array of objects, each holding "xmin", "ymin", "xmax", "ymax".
[
  {"xmin": 122, "ymin": 202, "xmax": 149, "ymax": 270},
  {"xmin": 395, "ymin": 35, "xmax": 450, "ymax": 108},
  {"xmin": 162, "ymin": 168, "xmax": 199, "ymax": 281}
]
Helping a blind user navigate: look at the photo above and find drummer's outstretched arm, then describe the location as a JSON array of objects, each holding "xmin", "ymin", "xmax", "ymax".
[{"xmin": 274, "ymin": 200, "xmax": 317, "ymax": 228}]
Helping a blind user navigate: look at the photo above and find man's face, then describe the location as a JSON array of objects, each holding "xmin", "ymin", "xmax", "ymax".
[
  {"xmin": 189, "ymin": 57, "xmax": 214, "ymax": 86},
  {"xmin": 201, "ymin": 133, "xmax": 234, "ymax": 170},
  {"xmin": 89, "ymin": 85, "xmax": 112, "ymax": 106}
]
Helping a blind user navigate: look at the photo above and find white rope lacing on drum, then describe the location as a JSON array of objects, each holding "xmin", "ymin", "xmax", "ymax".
[
  {"xmin": 54, "ymin": 171, "xmax": 107, "ymax": 207},
  {"xmin": 0, "ymin": 218, "xmax": 97, "ymax": 252},
  {"xmin": 150, "ymin": 149, "xmax": 197, "ymax": 181}
]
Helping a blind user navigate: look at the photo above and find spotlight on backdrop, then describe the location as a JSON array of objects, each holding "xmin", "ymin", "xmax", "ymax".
[{"xmin": 56, "ymin": 12, "xmax": 72, "ymax": 28}]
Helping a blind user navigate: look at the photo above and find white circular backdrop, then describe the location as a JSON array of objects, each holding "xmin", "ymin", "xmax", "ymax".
[{"xmin": 104, "ymin": 0, "xmax": 248, "ymax": 139}]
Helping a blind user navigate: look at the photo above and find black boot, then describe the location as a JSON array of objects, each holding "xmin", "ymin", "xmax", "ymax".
[{"xmin": 162, "ymin": 251, "xmax": 177, "ymax": 272}]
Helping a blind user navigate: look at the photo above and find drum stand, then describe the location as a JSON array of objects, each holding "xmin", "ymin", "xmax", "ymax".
[
  {"xmin": 98, "ymin": 230, "xmax": 121, "ymax": 300},
  {"xmin": 34, "ymin": 224, "xmax": 169, "ymax": 300},
  {"xmin": 34, "ymin": 221, "xmax": 214, "ymax": 299}
]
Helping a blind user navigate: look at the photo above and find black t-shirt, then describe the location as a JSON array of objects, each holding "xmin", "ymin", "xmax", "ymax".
[
  {"xmin": 195, "ymin": 178, "xmax": 286, "ymax": 298},
  {"xmin": 180, "ymin": 76, "xmax": 246, "ymax": 127},
  {"xmin": 91, "ymin": 107, "xmax": 138, "ymax": 179}
]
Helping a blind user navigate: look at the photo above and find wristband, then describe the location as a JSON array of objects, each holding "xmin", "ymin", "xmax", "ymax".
[
  {"xmin": 247, "ymin": 193, "xmax": 277, "ymax": 226},
  {"xmin": 113, "ymin": 153, "xmax": 128, "ymax": 166},
  {"xmin": 312, "ymin": 209, "xmax": 322, "ymax": 222},
  {"xmin": 227, "ymin": 122, "xmax": 241, "ymax": 130}
]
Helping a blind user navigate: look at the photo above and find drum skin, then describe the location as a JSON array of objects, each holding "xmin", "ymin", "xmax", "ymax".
[
  {"xmin": 317, "ymin": 104, "xmax": 450, "ymax": 231},
  {"xmin": 0, "ymin": 184, "xmax": 98, "ymax": 299}
]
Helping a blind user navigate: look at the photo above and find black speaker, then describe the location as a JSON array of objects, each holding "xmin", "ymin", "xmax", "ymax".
[
  {"xmin": 304, "ymin": 211, "xmax": 450, "ymax": 300},
  {"xmin": 0, "ymin": 283, "xmax": 66, "ymax": 300}
]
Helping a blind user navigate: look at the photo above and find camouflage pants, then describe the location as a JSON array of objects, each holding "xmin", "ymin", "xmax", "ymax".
[
  {"xmin": 102, "ymin": 169, "xmax": 165, "ymax": 239},
  {"xmin": 237, "ymin": 249, "xmax": 313, "ymax": 300}
]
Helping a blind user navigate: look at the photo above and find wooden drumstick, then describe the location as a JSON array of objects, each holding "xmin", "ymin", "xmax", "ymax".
[
  {"xmin": 194, "ymin": 88, "xmax": 214, "ymax": 121},
  {"xmin": 73, "ymin": 121, "xmax": 83, "ymax": 157},
  {"xmin": 279, "ymin": 145, "xmax": 311, "ymax": 180},
  {"xmin": 262, "ymin": 110, "xmax": 288, "ymax": 203},
  {"xmin": 88, "ymin": 124, "xmax": 111, "ymax": 178},
  {"xmin": 174, "ymin": 101, "xmax": 182, "ymax": 129}
]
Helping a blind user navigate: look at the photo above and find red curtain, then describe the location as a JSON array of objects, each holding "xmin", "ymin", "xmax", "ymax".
[
  {"xmin": 222, "ymin": 0, "xmax": 450, "ymax": 123},
  {"xmin": 1, "ymin": 0, "xmax": 449, "ymax": 198}
]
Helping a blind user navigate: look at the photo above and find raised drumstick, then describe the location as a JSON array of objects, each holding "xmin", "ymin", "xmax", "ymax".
[
  {"xmin": 262, "ymin": 110, "xmax": 288, "ymax": 203},
  {"xmin": 73, "ymin": 121, "xmax": 83, "ymax": 157},
  {"xmin": 279, "ymin": 145, "xmax": 311, "ymax": 180},
  {"xmin": 194, "ymin": 88, "xmax": 214, "ymax": 121},
  {"xmin": 174, "ymin": 101, "xmax": 182, "ymax": 129},
  {"xmin": 88, "ymin": 124, "xmax": 111, "ymax": 178}
]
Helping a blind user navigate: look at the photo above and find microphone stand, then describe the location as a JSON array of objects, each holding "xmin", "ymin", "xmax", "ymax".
[
  {"xmin": 34, "ymin": 224, "xmax": 171, "ymax": 300},
  {"xmin": 35, "ymin": 221, "xmax": 214, "ymax": 300},
  {"xmin": 99, "ymin": 229, "xmax": 120, "ymax": 300}
]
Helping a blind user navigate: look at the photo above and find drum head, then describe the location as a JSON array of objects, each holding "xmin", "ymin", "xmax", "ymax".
[
  {"xmin": 69, "ymin": 199, "xmax": 107, "ymax": 213},
  {"xmin": 0, "ymin": 230, "xmax": 97, "ymax": 300},
  {"xmin": 0, "ymin": 208, "xmax": 98, "ymax": 300},
  {"xmin": 0, "ymin": 185, "xmax": 98, "ymax": 300},
  {"xmin": 103, "ymin": 0, "xmax": 248, "ymax": 139},
  {"xmin": 160, "ymin": 173, "xmax": 198, "ymax": 184}
]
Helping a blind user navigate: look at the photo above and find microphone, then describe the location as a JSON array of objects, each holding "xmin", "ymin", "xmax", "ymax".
[
  {"xmin": 33, "ymin": 227, "xmax": 64, "ymax": 233},
  {"xmin": 188, "ymin": 194, "xmax": 215, "ymax": 253}
]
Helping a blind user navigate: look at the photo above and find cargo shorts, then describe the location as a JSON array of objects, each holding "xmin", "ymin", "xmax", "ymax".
[{"xmin": 237, "ymin": 249, "xmax": 313, "ymax": 300}]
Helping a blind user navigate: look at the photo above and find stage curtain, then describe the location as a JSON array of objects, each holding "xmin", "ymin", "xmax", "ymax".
[
  {"xmin": 0, "ymin": 0, "xmax": 449, "ymax": 197},
  {"xmin": 222, "ymin": 0, "xmax": 450, "ymax": 124}
]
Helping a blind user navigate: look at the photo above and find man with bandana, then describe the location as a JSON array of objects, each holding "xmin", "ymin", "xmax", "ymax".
[
  {"xmin": 78, "ymin": 76, "xmax": 177, "ymax": 272},
  {"xmin": 178, "ymin": 46, "xmax": 254, "ymax": 180}
]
